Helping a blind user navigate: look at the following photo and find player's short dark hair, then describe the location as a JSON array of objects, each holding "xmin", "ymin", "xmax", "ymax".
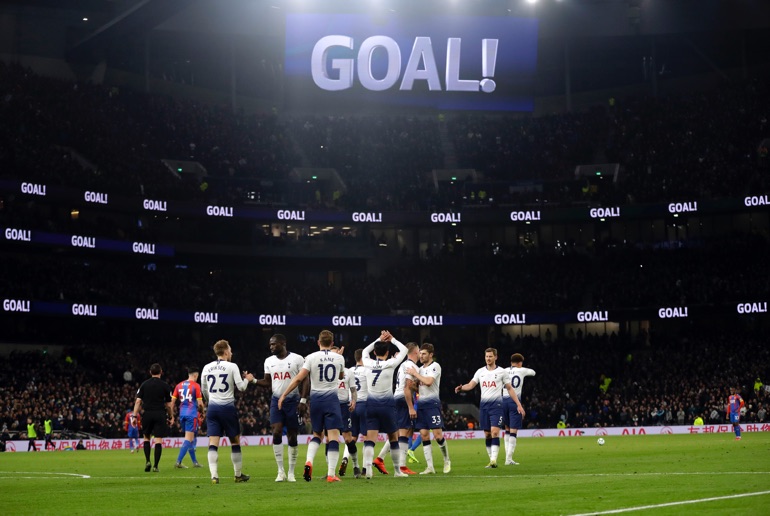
[
  {"xmin": 271, "ymin": 334, "xmax": 287, "ymax": 344},
  {"xmin": 187, "ymin": 365, "xmax": 199, "ymax": 375},
  {"xmin": 485, "ymin": 347, "xmax": 498, "ymax": 357},
  {"xmin": 354, "ymin": 348, "xmax": 363, "ymax": 362},
  {"xmin": 511, "ymin": 353, "xmax": 525, "ymax": 364},
  {"xmin": 420, "ymin": 343, "xmax": 435, "ymax": 355},
  {"xmin": 150, "ymin": 363, "xmax": 162, "ymax": 375},
  {"xmin": 374, "ymin": 340, "xmax": 390, "ymax": 356}
]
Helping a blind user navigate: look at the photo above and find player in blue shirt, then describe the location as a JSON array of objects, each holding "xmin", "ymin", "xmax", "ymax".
[
  {"xmin": 726, "ymin": 387, "xmax": 745, "ymax": 440},
  {"xmin": 172, "ymin": 367, "xmax": 205, "ymax": 468}
]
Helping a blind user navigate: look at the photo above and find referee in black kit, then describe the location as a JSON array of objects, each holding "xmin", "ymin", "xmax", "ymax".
[{"xmin": 132, "ymin": 363, "xmax": 174, "ymax": 472}]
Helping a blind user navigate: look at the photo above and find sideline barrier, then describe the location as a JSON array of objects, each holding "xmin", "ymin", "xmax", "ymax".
[{"xmin": 4, "ymin": 424, "xmax": 768, "ymax": 452}]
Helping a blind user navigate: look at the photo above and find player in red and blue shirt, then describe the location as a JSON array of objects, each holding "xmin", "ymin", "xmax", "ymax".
[
  {"xmin": 124, "ymin": 410, "xmax": 141, "ymax": 453},
  {"xmin": 726, "ymin": 387, "xmax": 745, "ymax": 440},
  {"xmin": 172, "ymin": 367, "xmax": 205, "ymax": 467}
]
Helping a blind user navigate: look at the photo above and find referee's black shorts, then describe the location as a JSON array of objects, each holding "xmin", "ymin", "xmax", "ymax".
[{"xmin": 142, "ymin": 410, "xmax": 169, "ymax": 438}]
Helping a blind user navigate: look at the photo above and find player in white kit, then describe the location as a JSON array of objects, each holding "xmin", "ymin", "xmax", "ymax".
[
  {"xmin": 278, "ymin": 330, "xmax": 346, "ymax": 483},
  {"xmin": 406, "ymin": 343, "xmax": 451, "ymax": 474},
  {"xmin": 254, "ymin": 334, "xmax": 307, "ymax": 482},
  {"xmin": 361, "ymin": 330, "xmax": 408, "ymax": 479},
  {"xmin": 502, "ymin": 353, "xmax": 535, "ymax": 465},
  {"xmin": 201, "ymin": 339, "xmax": 256, "ymax": 484},
  {"xmin": 455, "ymin": 347, "xmax": 524, "ymax": 468}
]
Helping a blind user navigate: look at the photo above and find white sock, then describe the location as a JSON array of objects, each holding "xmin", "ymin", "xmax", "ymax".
[
  {"xmin": 208, "ymin": 448, "xmax": 218, "ymax": 479},
  {"xmin": 378, "ymin": 441, "xmax": 390, "ymax": 460},
  {"xmin": 327, "ymin": 447, "xmax": 339, "ymax": 477},
  {"xmin": 288, "ymin": 445, "xmax": 298, "ymax": 475},
  {"xmin": 509, "ymin": 435, "xmax": 517, "ymax": 461},
  {"xmin": 437, "ymin": 438, "xmax": 449, "ymax": 461},
  {"xmin": 491, "ymin": 444, "xmax": 500, "ymax": 462},
  {"xmin": 273, "ymin": 444, "xmax": 284, "ymax": 472},
  {"xmin": 306, "ymin": 439, "xmax": 320, "ymax": 464},
  {"xmin": 423, "ymin": 443, "xmax": 434, "ymax": 470},
  {"xmin": 389, "ymin": 441, "xmax": 401, "ymax": 469},
  {"xmin": 399, "ymin": 440, "xmax": 408, "ymax": 469},
  {"xmin": 231, "ymin": 448, "xmax": 242, "ymax": 477},
  {"xmin": 363, "ymin": 444, "xmax": 374, "ymax": 473},
  {"xmin": 342, "ymin": 445, "xmax": 350, "ymax": 461}
]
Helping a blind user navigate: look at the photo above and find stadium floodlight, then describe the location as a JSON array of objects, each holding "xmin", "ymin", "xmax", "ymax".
[{"xmin": 525, "ymin": 0, "xmax": 538, "ymax": 4}]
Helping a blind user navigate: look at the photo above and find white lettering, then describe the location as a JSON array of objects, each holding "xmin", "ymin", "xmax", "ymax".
[
  {"xmin": 276, "ymin": 210, "xmax": 306, "ymax": 221},
  {"xmin": 509, "ymin": 210, "xmax": 541, "ymax": 222},
  {"xmin": 737, "ymin": 302, "xmax": 768, "ymax": 314},
  {"xmin": 132, "ymin": 242, "xmax": 155, "ymax": 255},
  {"xmin": 667, "ymin": 201, "xmax": 698, "ymax": 214},
  {"xmin": 135, "ymin": 308, "xmax": 159, "ymax": 320},
  {"xmin": 411, "ymin": 315, "xmax": 444, "ymax": 326},
  {"xmin": 577, "ymin": 311, "xmax": 608, "ymax": 322},
  {"xmin": 430, "ymin": 212, "xmax": 461, "ymax": 223},
  {"xmin": 311, "ymin": 36, "xmax": 497, "ymax": 93},
  {"xmin": 4, "ymin": 228, "xmax": 31, "ymax": 241},
  {"xmin": 84, "ymin": 191, "xmax": 108, "ymax": 204},
  {"xmin": 206, "ymin": 205, "xmax": 234, "ymax": 217},
  {"xmin": 194, "ymin": 312, "xmax": 219, "ymax": 324},
  {"xmin": 744, "ymin": 195, "xmax": 769, "ymax": 207},
  {"xmin": 72, "ymin": 304, "xmax": 97, "ymax": 316},
  {"xmin": 589, "ymin": 207, "xmax": 621, "ymax": 219},
  {"xmin": 3, "ymin": 299, "xmax": 31, "ymax": 312},
  {"xmin": 332, "ymin": 315, "xmax": 362, "ymax": 326},
  {"xmin": 71, "ymin": 235, "xmax": 96, "ymax": 248},
  {"xmin": 494, "ymin": 313, "xmax": 526, "ymax": 325},
  {"xmin": 142, "ymin": 199, "xmax": 167, "ymax": 212},
  {"xmin": 258, "ymin": 314, "xmax": 286, "ymax": 326},
  {"xmin": 20, "ymin": 182, "xmax": 46, "ymax": 196},
  {"xmin": 352, "ymin": 212, "xmax": 383, "ymax": 223},
  {"xmin": 657, "ymin": 307, "xmax": 689, "ymax": 319}
]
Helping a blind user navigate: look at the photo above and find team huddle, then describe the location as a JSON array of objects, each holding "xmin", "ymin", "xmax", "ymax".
[{"xmin": 132, "ymin": 330, "xmax": 537, "ymax": 484}]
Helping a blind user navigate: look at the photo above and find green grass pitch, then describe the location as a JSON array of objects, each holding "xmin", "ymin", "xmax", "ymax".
[{"xmin": 1, "ymin": 433, "xmax": 768, "ymax": 515}]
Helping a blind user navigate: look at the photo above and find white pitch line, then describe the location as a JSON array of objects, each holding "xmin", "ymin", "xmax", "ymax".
[
  {"xmin": 0, "ymin": 471, "xmax": 90, "ymax": 479},
  {"xmin": 567, "ymin": 490, "xmax": 770, "ymax": 516}
]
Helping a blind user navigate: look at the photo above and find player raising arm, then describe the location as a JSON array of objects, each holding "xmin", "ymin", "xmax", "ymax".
[
  {"xmin": 406, "ymin": 343, "xmax": 451, "ymax": 474},
  {"xmin": 455, "ymin": 348, "xmax": 524, "ymax": 468}
]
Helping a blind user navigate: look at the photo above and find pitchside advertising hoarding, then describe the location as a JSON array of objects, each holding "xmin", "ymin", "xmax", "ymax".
[
  {"xmin": 284, "ymin": 13, "xmax": 538, "ymax": 111},
  {"xmin": 5, "ymin": 424, "xmax": 769, "ymax": 451}
]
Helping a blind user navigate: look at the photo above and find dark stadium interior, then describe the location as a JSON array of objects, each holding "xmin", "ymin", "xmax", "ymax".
[{"xmin": 0, "ymin": 0, "xmax": 768, "ymax": 441}]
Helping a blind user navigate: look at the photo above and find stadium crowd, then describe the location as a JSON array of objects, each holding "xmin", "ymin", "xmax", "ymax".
[
  {"xmin": 0, "ymin": 325, "xmax": 767, "ymax": 441},
  {"xmin": 1, "ymin": 56, "xmax": 769, "ymax": 445},
  {"xmin": 3, "ymin": 61, "xmax": 769, "ymax": 211}
]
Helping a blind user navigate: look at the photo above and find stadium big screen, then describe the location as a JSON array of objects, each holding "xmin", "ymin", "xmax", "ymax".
[{"xmin": 284, "ymin": 13, "xmax": 538, "ymax": 111}]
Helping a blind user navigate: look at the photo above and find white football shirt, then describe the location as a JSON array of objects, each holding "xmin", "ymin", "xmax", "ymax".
[
  {"xmin": 337, "ymin": 366, "xmax": 355, "ymax": 403},
  {"xmin": 202, "ymin": 359, "xmax": 250, "ymax": 406},
  {"xmin": 417, "ymin": 361, "xmax": 442, "ymax": 404},
  {"xmin": 394, "ymin": 359, "xmax": 417, "ymax": 400},
  {"xmin": 352, "ymin": 364, "xmax": 369, "ymax": 402},
  {"xmin": 264, "ymin": 352, "xmax": 305, "ymax": 399},
  {"xmin": 303, "ymin": 349, "xmax": 346, "ymax": 397},
  {"xmin": 471, "ymin": 366, "xmax": 511, "ymax": 405},
  {"xmin": 362, "ymin": 337, "xmax": 407, "ymax": 404},
  {"xmin": 503, "ymin": 366, "xmax": 536, "ymax": 400}
]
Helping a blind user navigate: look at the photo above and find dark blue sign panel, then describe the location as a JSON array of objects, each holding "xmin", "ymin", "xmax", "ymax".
[{"xmin": 285, "ymin": 14, "xmax": 538, "ymax": 111}]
